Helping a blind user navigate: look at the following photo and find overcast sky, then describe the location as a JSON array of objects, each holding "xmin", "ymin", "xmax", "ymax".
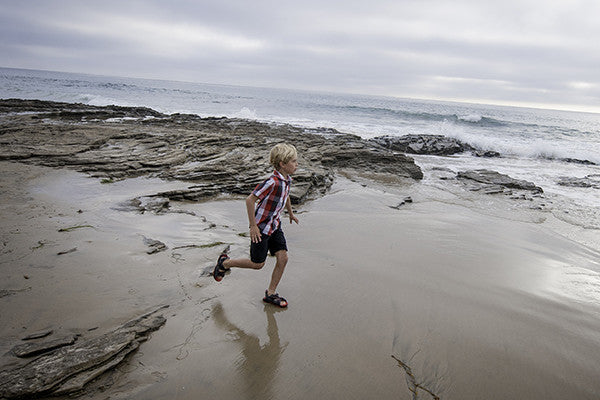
[{"xmin": 1, "ymin": 0, "xmax": 599, "ymax": 112}]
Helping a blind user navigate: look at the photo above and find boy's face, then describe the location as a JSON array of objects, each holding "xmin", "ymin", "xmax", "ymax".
[{"xmin": 279, "ymin": 157, "xmax": 298, "ymax": 176}]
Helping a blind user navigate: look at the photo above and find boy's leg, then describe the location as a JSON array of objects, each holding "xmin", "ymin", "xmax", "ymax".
[
  {"xmin": 267, "ymin": 250, "xmax": 288, "ymax": 295},
  {"xmin": 213, "ymin": 255, "xmax": 263, "ymax": 282},
  {"xmin": 265, "ymin": 228, "xmax": 289, "ymax": 295},
  {"xmin": 223, "ymin": 257, "xmax": 264, "ymax": 270},
  {"xmin": 218, "ymin": 232, "xmax": 269, "ymax": 271}
]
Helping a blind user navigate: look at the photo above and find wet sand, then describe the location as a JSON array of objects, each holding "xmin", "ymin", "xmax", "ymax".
[{"xmin": 1, "ymin": 161, "xmax": 600, "ymax": 399}]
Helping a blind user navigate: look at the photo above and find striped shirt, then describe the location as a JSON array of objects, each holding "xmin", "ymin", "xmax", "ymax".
[{"xmin": 252, "ymin": 170, "xmax": 292, "ymax": 235}]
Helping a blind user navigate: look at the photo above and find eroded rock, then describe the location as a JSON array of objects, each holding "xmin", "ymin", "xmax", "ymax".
[
  {"xmin": 474, "ymin": 150, "xmax": 501, "ymax": 158},
  {"xmin": 560, "ymin": 158, "xmax": 597, "ymax": 166},
  {"xmin": 143, "ymin": 237, "xmax": 167, "ymax": 254},
  {"xmin": 557, "ymin": 175, "xmax": 600, "ymax": 189},
  {"xmin": 21, "ymin": 329, "xmax": 54, "ymax": 341},
  {"xmin": 0, "ymin": 99, "xmax": 423, "ymax": 205},
  {"xmin": 389, "ymin": 196, "xmax": 413, "ymax": 210},
  {"xmin": 11, "ymin": 335, "xmax": 78, "ymax": 358},
  {"xmin": 371, "ymin": 134, "xmax": 474, "ymax": 156},
  {"xmin": 0, "ymin": 305, "xmax": 168, "ymax": 399},
  {"xmin": 457, "ymin": 169, "xmax": 543, "ymax": 194}
]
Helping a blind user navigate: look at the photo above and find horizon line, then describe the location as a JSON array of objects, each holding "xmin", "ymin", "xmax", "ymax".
[{"xmin": 2, "ymin": 65, "xmax": 599, "ymax": 116}]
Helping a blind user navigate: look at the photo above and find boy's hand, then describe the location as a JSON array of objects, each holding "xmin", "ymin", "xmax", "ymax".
[
  {"xmin": 249, "ymin": 225, "xmax": 261, "ymax": 243},
  {"xmin": 289, "ymin": 214, "xmax": 299, "ymax": 224}
]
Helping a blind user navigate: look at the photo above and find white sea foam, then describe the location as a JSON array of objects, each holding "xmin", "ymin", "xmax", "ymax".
[
  {"xmin": 233, "ymin": 107, "xmax": 258, "ymax": 119},
  {"xmin": 441, "ymin": 127, "xmax": 600, "ymax": 165},
  {"xmin": 457, "ymin": 114, "xmax": 483, "ymax": 123},
  {"xmin": 76, "ymin": 93, "xmax": 130, "ymax": 107}
]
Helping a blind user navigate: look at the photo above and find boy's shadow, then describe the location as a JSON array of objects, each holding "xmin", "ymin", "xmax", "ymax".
[{"xmin": 212, "ymin": 303, "xmax": 288, "ymax": 400}]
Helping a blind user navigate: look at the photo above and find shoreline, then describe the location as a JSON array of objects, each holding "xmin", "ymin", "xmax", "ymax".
[
  {"xmin": 1, "ymin": 98, "xmax": 598, "ymax": 238},
  {"xmin": 1, "ymin": 99, "xmax": 600, "ymax": 398},
  {"xmin": 1, "ymin": 161, "xmax": 600, "ymax": 399}
]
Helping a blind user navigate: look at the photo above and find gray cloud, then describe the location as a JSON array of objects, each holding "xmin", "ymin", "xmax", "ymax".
[{"xmin": 1, "ymin": 0, "xmax": 599, "ymax": 112}]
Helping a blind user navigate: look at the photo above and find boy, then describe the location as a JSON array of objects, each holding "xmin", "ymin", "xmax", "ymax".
[{"xmin": 213, "ymin": 143, "xmax": 299, "ymax": 308}]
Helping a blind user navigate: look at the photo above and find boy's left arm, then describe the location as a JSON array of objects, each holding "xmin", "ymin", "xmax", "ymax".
[{"xmin": 286, "ymin": 197, "xmax": 299, "ymax": 224}]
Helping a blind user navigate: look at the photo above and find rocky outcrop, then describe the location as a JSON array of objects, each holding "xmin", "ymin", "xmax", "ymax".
[
  {"xmin": 371, "ymin": 134, "xmax": 506, "ymax": 159},
  {"xmin": 143, "ymin": 236, "xmax": 168, "ymax": 254},
  {"xmin": 559, "ymin": 158, "xmax": 597, "ymax": 166},
  {"xmin": 557, "ymin": 175, "xmax": 600, "ymax": 189},
  {"xmin": 10, "ymin": 334, "xmax": 78, "ymax": 358},
  {"xmin": 370, "ymin": 133, "xmax": 597, "ymax": 166},
  {"xmin": 457, "ymin": 169, "xmax": 543, "ymax": 194},
  {"xmin": 0, "ymin": 99, "xmax": 423, "ymax": 204},
  {"xmin": 371, "ymin": 134, "xmax": 474, "ymax": 155},
  {"xmin": 0, "ymin": 306, "xmax": 168, "ymax": 399},
  {"xmin": 0, "ymin": 98, "xmax": 163, "ymax": 120},
  {"xmin": 473, "ymin": 150, "xmax": 501, "ymax": 158}
]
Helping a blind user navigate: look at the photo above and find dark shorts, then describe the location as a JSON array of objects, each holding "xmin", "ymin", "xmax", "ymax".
[{"xmin": 250, "ymin": 228, "xmax": 287, "ymax": 263}]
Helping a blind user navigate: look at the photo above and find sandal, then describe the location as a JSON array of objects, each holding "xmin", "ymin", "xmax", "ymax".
[
  {"xmin": 263, "ymin": 291, "xmax": 288, "ymax": 308},
  {"xmin": 213, "ymin": 253, "xmax": 230, "ymax": 282}
]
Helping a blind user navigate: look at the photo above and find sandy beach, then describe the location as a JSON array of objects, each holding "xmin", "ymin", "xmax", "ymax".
[{"xmin": 2, "ymin": 155, "xmax": 600, "ymax": 399}]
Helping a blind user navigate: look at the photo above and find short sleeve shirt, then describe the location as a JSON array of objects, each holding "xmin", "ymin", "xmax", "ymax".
[{"xmin": 252, "ymin": 170, "xmax": 292, "ymax": 235}]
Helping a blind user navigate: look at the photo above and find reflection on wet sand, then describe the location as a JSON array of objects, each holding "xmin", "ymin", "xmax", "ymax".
[{"xmin": 212, "ymin": 303, "xmax": 287, "ymax": 400}]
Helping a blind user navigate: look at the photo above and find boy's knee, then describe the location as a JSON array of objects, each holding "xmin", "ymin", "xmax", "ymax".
[
  {"xmin": 252, "ymin": 261, "xmax": 265, "ymax": 270},
  {"xmin": 276, "ymin": 250, "xmax": 288, "ymax": 264}
]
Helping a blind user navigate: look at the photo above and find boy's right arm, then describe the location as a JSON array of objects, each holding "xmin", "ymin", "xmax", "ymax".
[{"xmin": 246, "ymin": 194, "xmax": 261, "ymax": 243}]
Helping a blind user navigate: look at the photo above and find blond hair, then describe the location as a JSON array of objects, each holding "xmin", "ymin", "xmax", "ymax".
[{"xmin": 270, "ymin": 143, "xmax": 297, "ymax": 169}]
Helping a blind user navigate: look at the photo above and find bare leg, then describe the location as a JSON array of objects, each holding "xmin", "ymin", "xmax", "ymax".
[
  {"xmin": 223, "ymin": 258, "xmax": 264, "ymax": 270},
  {"xmin": 267, "ymin": 250, "xmax": 288, "ymax": 295}
]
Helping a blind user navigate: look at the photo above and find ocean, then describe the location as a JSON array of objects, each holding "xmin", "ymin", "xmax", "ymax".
[{"xmin": 2, "ymin": 67, "xmax": 600, "ymax": 233}]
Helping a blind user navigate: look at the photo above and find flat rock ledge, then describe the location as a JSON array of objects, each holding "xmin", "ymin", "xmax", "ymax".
[
  {"xmin": 457, "ymin": 169, "xmax": 543, "ymax": 195},
  {"xmin": 0, "ymin": 305, "xmax": 168, "ymax": 399},
  {"xmin": 557, "ymin": 174, "xmax": 600, "ymax": 189},
  {"xmin": 0, "ymin": 99, "xmax": 423, "ymax": 204}
]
